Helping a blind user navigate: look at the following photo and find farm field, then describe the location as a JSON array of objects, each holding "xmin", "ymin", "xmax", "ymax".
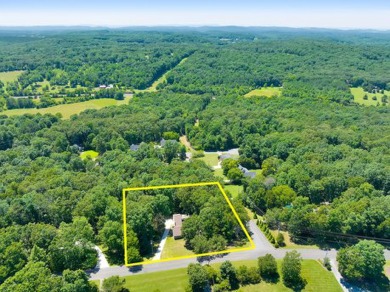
[
  {"xmin": 350, "ymin": 87, "xmax": 389, "ymax": 106},
  {"xmin": 0, "ymin": 70, "xmax": 25, "ymax": 83},
  {"xmin": 245, "ymin": 87, "xmax": 282, "ymax": 98},
  {"xmin": 2, "ymin": 96, "xmax": 131, "ymax": 119},
  {"xmin": 122, "ymin": 259, "xmax": 341, "ymax": 292}
]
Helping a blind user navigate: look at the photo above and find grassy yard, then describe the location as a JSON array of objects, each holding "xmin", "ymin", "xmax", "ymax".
[
  {"xmin": 270, "ymin": 230, "xmax": 318, "ymax": 250},
  {"xmin": 245, "ymin": 87, "xmax": 282, "ymax": 98},
  {"xmin": 386, "ymin": 261, "xmax": 390, "ymax": 279},
  {"xmin": 160, "ymin": 236, "xmax": 195, "ymax": 259},
  {"xmin": 80, "ymin": 150, "xmax": 99, "ymax": 160},
  {"xmin": 213, "ymin": 168, "xmax": 225, "ymax": 179},
  {"xmin": 224, "ymin": 185, "xmax": 243, "ymax": 198},
  {"xmin": 351, "ymin": 87, "xmax": 389, "ymax": 106},
  {"xmin": 0, "ymin": 70, "xmax": 25, "ymax": 83},
  {"xmin": 2, "ymin": 96, "xmax": 131, "ymax": 119},
  {"xmin": 122, "ymin": 259, "xmax": 341, "ymax": 292},
  {"xmin": 196, "ymin": 153, "xmax": 219, "ymax": 167}
]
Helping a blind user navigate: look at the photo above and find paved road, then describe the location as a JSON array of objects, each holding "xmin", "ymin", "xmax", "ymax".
[{"xmin": 88, "ymin": 220, "xmax": 365, "ymax": 280}]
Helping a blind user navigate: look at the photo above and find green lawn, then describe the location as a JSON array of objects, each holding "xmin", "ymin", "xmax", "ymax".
[
  {"xmin": 213, "ymin": 168, "xmax": 225, "ymax": 179},
  {"xmin": 196, "ymin": 153, "xmax": 219, "ymax": 167},
  {"xmin": 386, "ymin": 261, "xmax": 390, "ymax": 279},
  {"xmin": 224, "ymin": 185, "xmax": 243, "ymax": 198},
  {"xmin": 2, "ymin": 96, "xmax": 131, "ymax": 119},
  {"xmin": 80, "ymin": 150, "xmax": 99, "ymax": 160},
  {"xmin": 122, "ymin": 259, "xmax": 341, "ymax": 292},
  {"xmin": 0, "ymin": 70, "xmax": 25, "ymax": 83},
  {"xmin": 249, "ymin": 169, "xmax": 262, "ymax": 176},
  {"xmin": 160, "ymin": 236, "xmax": 195, "ymax": 259},
  {"xmin": 351, "ymin": 87, "xmax": 389, "ymax": 106},
  {"xmin": 270, "ymin": 230, "xmax": 318, "ymax": 250},
  {"xmin": 245, "ymin": 87, "xmax": 282, "ymax": 98}
]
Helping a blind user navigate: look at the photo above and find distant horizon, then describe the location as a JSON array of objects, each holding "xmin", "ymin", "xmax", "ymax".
[
  {"xmin": 1, "ymin": 0, "xmax": 390, "ymax": 30},
  {"xmin": 0, "ymin": 25, "xmax": 389, "ymax": 33}
]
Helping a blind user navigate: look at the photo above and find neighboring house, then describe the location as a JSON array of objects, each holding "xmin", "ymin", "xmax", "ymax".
[
  {"xmin": 99, "ymin": 84, "xmax": 106, "ymax": 89},
  {"xmin": 107, "ymin": 84, "xmax": 114, "ymax": 89},
  {"xmin": 72, "ymin": 144, "xmax": 84, "ymax": 152},
  {"xmin": 172, "ymin": 214, "xmax": 183, "ymax": 240},
  {"xmin": 238, "ymin": 164, "xmax": 256, "ymax": 179},
  {"xmin": 12, "ymin": 96, "xmax": 29, "ymax": 99},
  {"xmin": 243, "ymin": 171, "xmax": 256, "ymax": 179},
  {"xmin": 160, "ymin": 138, "xmax": 176, "ymax": 147},
  {"xmin": 130, "ymin": 144, "xmax": 140, "ymax": 151},
  {"xmin": 219, "ymin": 154, "xmax": 232, "ymax": 161}
]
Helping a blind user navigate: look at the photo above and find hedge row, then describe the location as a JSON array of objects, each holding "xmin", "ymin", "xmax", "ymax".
[{"xmin": 257, "ymin": 219, "xmax": 279, "ymax": 248}]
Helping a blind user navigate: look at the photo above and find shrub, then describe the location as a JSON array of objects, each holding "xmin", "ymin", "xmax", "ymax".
[
  {"xmin": 258, "ymin": 254, "xmax": 279, "ymax": 282},
  {"xmin": 276, "ymin": 233, "xmax": 285, "ymax": 247},
  {"xmin": 282, "ymin": 251, "xmax": 305, "ymax": 290},
  {"xmin": 323, "ymin": 256, "xmax": 331, "ymax": 271}
]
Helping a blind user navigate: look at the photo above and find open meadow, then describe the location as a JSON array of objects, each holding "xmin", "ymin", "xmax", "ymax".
[
  {"xmin": 245, "ymin": 87, "xmax": 282, "ymax": 98},
  {"xmin": 0, "ymin": 70, "xmax": 25, "ymax": 83},
  {"xmin": 351, "ymin": 87, "xmax": 389, "ymax": 106},
  {"xmin": 2, "ymin": 96, "xmax": 131, "ymax": 119}
]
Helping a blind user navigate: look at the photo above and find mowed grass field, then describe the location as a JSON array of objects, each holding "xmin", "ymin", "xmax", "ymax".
[
  {"xmin": 351, "ymin": 87, "xmax": 389, "ymax": 106},
  {"xmin": 80, "ymin": 150, "xmax": 99, "ymax": 160},
  {"xmin": 245, "ymin": 87, "xmax": 282, "ymax": 98},
  {"xmin": 122, "ymin": 259, "xmax": 341, "ymax": 292},
  {"xmin": 270, "ymin": 230, "xmax": 318, "ymax": 250},
  {"xmin": 2, "ymin": 96, "xmax": 131, "ymax": 119},
  {"xmin": 0, "ymin": 70, "xmax": 25, "ymax": 83},
  {"xmin": 197, "ymin": 153, "xmax": 219, "ymax": 167},
  {"xmin": 224, "ymin": 185, "xmax": 243, "ymax": 198}
]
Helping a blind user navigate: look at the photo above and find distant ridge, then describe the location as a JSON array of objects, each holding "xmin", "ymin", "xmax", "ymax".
[{"xmin": 0, "ymin": 26, "xmax": 389, "ymax": 33}]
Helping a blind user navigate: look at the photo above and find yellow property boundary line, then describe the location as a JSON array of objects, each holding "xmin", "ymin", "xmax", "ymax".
[{"xmin": 122, "ymin": 182, "xmax": 256, "ymax": 267}]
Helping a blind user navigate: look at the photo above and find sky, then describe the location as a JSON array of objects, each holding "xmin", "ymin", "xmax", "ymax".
[{"xmin": 0, "ymin": 0, "xmax": 390, "ymax": 29}]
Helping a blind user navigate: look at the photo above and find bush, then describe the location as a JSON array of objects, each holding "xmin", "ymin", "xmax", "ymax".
[
  {"xmin": 220, "ymin": 261, "xmax": 239, "ymax": 290},
  {"xmin": 281, "ymin": 251, "xmax": 305, "ymax": 290},
  {"xmin": 337, "ymin": 240, "xmax": 385, "ymax": 282},
  {"xmin": 323, "ymin": 256, "xmax": 331, "ymax": 271},
  {"xmin": 213, "ymin": 279, "xmax": 230, "ymax": 292},
  {"xmin": 192, "ymin": 151, "xmax": 205, "ymax": 158},
  {"xmin": 276, "ymin": 233, "xmax": 285, "ymax": 247},
  {"xmin": 258, "ymin": 254, "xmax": 279, "ymax": 282},
  {"xmin": 237, "ymin": 265, "xmax": 261, "ymax": 286},
  {"xmin": 102, "ymin": 276, "xmax": 129, "ymax": 292}
]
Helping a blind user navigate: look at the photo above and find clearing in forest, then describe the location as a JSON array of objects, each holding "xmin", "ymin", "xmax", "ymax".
[
  {"xmin": 2, "ymin": 96, "xmax": 131, "ymax": 119},
  {"xmin": 351, "ymin": 87, "xmax": 389, "ymax": 106},
  {"xmin": 135, "ymin": 57, "xmax": 189, "ymax": 93},
  {"xmin": 0, "ymin": 70, "xmax": 25, "ymax": 83},
  {"xmin": 244, "ymin": 87, "xmax": 282, "ymax": 98},
  {"xmin": 122, "ymin": 182, "xmax": 255, "ymax": 267},
  {"xmin": 80, "ymin": 150, "xmax": 99, "ymax": 160}
]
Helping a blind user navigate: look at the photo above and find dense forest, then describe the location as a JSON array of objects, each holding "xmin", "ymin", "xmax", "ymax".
[
  {"xmin": 0, "ymin": 28, "xmax": 389, "ymax": 290},
  {"xmin": 0, "ymin": 28, "xmax": 390, "ymax": 110}
]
